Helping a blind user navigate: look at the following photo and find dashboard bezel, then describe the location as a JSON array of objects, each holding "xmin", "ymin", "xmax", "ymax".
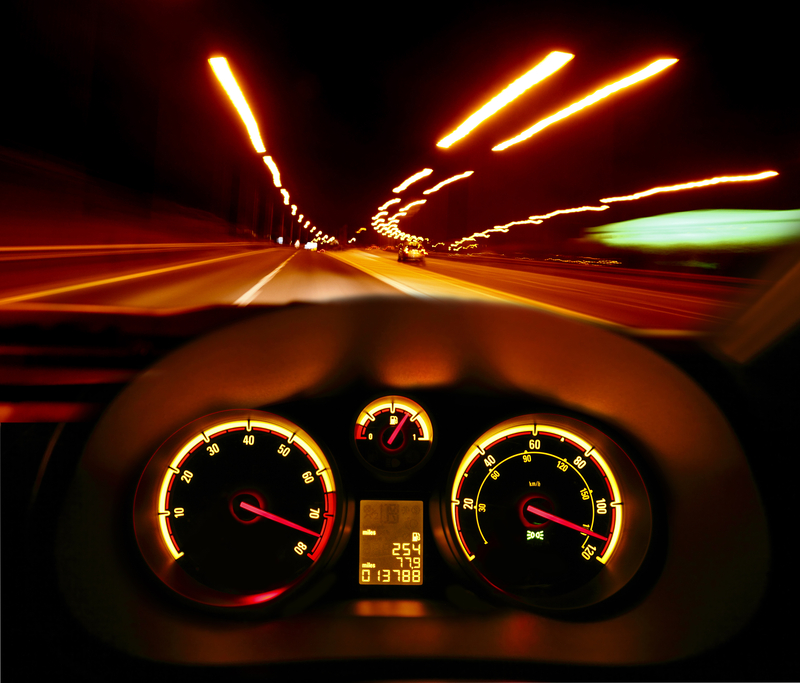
[{"xmin": 54, "ymin": 299, "xmax": 768, "ymax": 666}]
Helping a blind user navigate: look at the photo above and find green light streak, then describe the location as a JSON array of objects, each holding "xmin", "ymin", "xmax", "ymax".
[{"xmin": 585, "ymin": 209, "xmax": 800, "ymax": 251}]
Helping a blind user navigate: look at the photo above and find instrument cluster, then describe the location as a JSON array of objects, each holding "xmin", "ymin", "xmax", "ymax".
[{"xmin": 133, "ymin": 395, "xmax": 653, "ymax": 614}]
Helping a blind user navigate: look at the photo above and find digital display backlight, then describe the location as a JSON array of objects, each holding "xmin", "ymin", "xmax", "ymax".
[{"xmin": 359, "ymin": 500, "xmax": 423, "ymax": 585}]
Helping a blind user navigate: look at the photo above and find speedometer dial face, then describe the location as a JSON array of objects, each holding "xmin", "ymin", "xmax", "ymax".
[
  {"xmin": 134, "ymin": 410, "xmax": 344, "ymax": 608},
  {"xmin": 444, "ymin": 415, "xmax": 651, "ymax": 610}
]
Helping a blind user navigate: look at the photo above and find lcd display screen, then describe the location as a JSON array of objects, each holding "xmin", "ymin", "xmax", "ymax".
[{"xmin": 359, "ymin": 500, "xmax": 423, "ymax": 585}]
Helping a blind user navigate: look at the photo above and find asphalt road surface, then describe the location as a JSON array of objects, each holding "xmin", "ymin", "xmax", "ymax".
[{"xmin": 0, "ymin": 244, "xmax": 761, "ymax": 333}]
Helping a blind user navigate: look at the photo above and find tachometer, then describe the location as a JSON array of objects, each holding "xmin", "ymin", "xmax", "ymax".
[
  {"xmin": 441, "ymin": 414, "xmax": 651, "ymax": 610},
  {"xmin": 133, "ymin": 410, "xmax": 345, "ymax": 607}
]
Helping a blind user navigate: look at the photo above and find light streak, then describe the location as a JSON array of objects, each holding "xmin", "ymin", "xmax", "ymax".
[
  {"xmin": 208, "ymin": 57, "xmax": 266, "ymax": 154},
  {"xmin": 291, "ymin": 205, "xmax": 297, "ymax": 215},
  {"xmin": 304, "ymin": 221, "xmax": 310, "ymax": 228},
  {"xmin": 299, "ymin": 214, "xmax": 304, "ymax": 222},
  {"xmin": 599, "ymin": 171, "xmax": 779, "ymax": 203},
  {"xmin": 423, "ymin": 171, "xmax": 474, "ymax": 194},
  {"xmin": 393, "ymin": 169, "xmax": 433, "ymax": 193},
  {"xmin": 280, "ymin": 189, "xmax": 290, "ymax": 205},
  {"xmin": 437, "ymin": 51, "xmax": 574, "ymax": 148},
  {"xmin": 528, "ymin": 205, "xmax": 609, "ymax": 220},
  {"xmin": 494, "ymin": 218, "xmax": 543, "ymax": 230},
  {"xmin": 493, "ymin": 58, "xmax": 678, "ymax": 151},
  {"xmin": 400, "ymin": 199, "xmax": 427, "ymax": 212},
  {"xmin": 378, "ymin": 198, "xmax": 402, "ymax": 210},
  {"xmin": 263, "ymin": 156, "xmax": 282, "ymax": 187}
]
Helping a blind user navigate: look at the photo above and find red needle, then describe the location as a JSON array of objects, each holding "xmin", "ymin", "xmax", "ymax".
[
  {"xmin": 239, "ymin": 501, "xmax": 320, "ymax": 537},
  {"xmin": 526, "ymin": 504, "xmax": 608, "ymax": 541},
  {"xmin": 387, "ymin": 412, "xmax": 409, "ymax": 445}
]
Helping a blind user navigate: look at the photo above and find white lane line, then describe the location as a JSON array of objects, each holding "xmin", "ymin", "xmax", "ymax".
[
  {"xmin": 326, "ymin": 254, "xmax": 433, "ymax": 299},
  {"xmin": 0, "ymin": 249, "xmax": 273, "ymax": 305},
  {"xmin": 0, "ymin": 242, "xmax": 259, "ymax": 252},
  {"xmin": 333, "ymin": 253, "xmax": 704, "ymax": 337},
  {"xmin": 235, "ymin": 252, "xmax": 298, "ymax": 306}
]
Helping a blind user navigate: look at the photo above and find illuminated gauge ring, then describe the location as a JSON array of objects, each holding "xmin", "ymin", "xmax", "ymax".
[
  {"xmin": 353, "ymin": 396, "xmax": 434, "ymax": 475},
  {"xmin": 133, "ymin": 410, "xmax": 345, "ymax": 608},
  {"xmin": 442, "ymin": 414, "xmax": 651, "ymax": 610}
]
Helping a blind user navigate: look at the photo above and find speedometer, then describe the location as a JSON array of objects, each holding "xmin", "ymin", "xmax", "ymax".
[
  {"xmin": 441, "ymin": 414, "xmax": 652, "ymax": 610},
  {"xmin": 133, "ymin": 410, "xmax": 346, "ymax": 608}
]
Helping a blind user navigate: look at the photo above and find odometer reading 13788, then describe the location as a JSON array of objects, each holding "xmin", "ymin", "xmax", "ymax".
[
  {"xmin": 359, "ymin": 500, "xmax": 423, "ymax": 585},
  {"xmin": 445, "ymin": 414, "xmax": 651, "ymax": 610}
]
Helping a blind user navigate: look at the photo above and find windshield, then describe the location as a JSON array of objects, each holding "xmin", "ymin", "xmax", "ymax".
[{"xmin": 3, "ymin": 2, "xmax": 797, "ymax": 336}]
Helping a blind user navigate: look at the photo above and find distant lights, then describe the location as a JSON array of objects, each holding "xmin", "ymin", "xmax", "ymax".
[
  {"xmin": 600, "ymin": 171, "xmax": 779, "ymax": 203},
  {"xmin": 437, "ymin": 51, "xmax": 574, "ymax": 149},
  {"xmin": 280, "ymin": 189, "xmax": 290, "ymax": 205},
  {"xmin": 446, "ymin": 168, "xmax": 778, "ymax": 250},
  {"xmin": 423, "ymin": 171, "xmax": 474, "ymax": 194},
  {"xmin": 208, "ymin": 57, "xmax": 266, "ymax": 154},
  {"xmin": 263, "ymin": 156, "xmax": 282, "ymax": 187},
  {"xmin": 393, "ymin": 169, "xmax": 433, "ymax": 193},
  {"xmin": 291, "ymin": 205, "xmax": 297, "ymax": 215},
  {"xmin": 493, "ymin": 58, "xmax": 678, "ymax": 151}
]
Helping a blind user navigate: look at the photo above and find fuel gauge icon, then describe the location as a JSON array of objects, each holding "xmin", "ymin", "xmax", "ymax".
[{"xmin": 353, "ymin": 396, "xmax": 433, "ymax": 475}]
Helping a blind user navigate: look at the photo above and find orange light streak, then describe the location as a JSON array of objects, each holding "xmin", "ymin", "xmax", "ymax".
[
  {"xmin": 291, "ymin": 205, "xmax": 297, "ymax": 215},
  {"xmin": 299, "ymin": 214, "xmax": 304, "ymax": 222},
  {"xmin": 393, "ymin": 169, "xmax": 433, "ymax": 193},
  {"xmin": 208, "ymin": 57, "xmax": 266, "ymax": 154},
  {"xmin": 280, "ymin": 189, "xmax": 290, "ymax": 205},
  {"xmin": 529, "ymin": 205, "xmax": 609, "ymax": 220},
  {"xmin": 263, "ymin": 156, "xmax": 282, "ymax": 187},
  {"xmin": 494, "ymin": 218, "xmax": 543, "ymax": 230},
  {"xmin": 400, "ymin": 199, "xmax": 427, "ymax": 212},
  {"xmin": 437, "ymin": 51, "xmax": 574, "ymax": 149},
  {"xmin": 304, "ymin": 221, "xmax": 310, "ymax": 228},
  {"xmin": 378, "ymin": 198, "xmax": 402, "ymax": 210},
  {"xmin": 423, "ymin": 171, "xmax": 474, "ymax": 194},
  {"xmin": 600, "ymin": 171, "xmax": 779, "ymax": 203},
  {"xmin": 493, "ymin": 58, "xmax": 678, "ymax": 151}
]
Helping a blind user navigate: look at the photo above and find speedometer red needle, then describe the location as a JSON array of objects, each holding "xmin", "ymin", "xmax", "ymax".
[
  {"xmin": 526, "ymin": 504, "xmax": 608, "ymax": 541},
  {"xmin": 239, "ymin": 501, "xmax": 320, "ymax": 537},
  {"xmin": 387, "ymin": 412, "xmax": 409, "ymax": 445}
]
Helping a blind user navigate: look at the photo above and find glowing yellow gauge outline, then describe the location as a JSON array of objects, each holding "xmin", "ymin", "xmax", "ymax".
[
  {"xmin": 473, "ymin": 451, "xmax": 597, "ymax": 545},
  {"xmin": 355, "ymin": 396, "xmax": 432, "ymax": 442},
  {"xmin": 450, "ymin": 423, "xmax": 623, "ymax": 564},
  {"xmin": 157, "ymin": 418, "xmax": 336, "ymax": 560}
]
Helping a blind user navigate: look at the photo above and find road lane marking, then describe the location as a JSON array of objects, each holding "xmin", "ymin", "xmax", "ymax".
[
  {"xmin": 0, "ymin": 249, "xmax": 274, "ymax": 305},
  {"xmin": 234, "ymin": 252, "xmax": 298, "ymax": 306},
  {"xmin": 0, "ymin": 242, "xmax": 259, "ymax": 252},
  {"xmin": 326, "ymin": 254, "xmax": 434, "ymax": 299},
  {"xmin": 333, "ymin": 252, "xmax": 706, "ymax": 336}
]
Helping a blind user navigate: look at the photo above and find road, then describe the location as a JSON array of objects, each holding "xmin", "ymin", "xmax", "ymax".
[{"xmin": 0, "ymin": 243, "xmax": 761, "ymax": 333}]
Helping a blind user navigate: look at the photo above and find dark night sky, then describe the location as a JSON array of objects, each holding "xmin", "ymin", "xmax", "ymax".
[{"xmin": 5, "ymin": 0, "xmax": 798, "ymax": 243}]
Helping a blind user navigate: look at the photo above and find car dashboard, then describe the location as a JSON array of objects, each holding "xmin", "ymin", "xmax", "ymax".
[{"xmin": 3, "ymin": 297, "xmax": 782, "ymax": 681}]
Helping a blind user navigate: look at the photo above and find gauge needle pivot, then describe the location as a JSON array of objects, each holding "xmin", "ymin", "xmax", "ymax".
[
  {"xmin": 239, "ymin": 501, "xmax": 320, "ymax": 537},
  {"xmin": 387, "ymin": 412, "xmax": 409, "ymax": 445},
  {"xmin": 526, "ymin": 504, "xmax": 608, "ymax": 541}
]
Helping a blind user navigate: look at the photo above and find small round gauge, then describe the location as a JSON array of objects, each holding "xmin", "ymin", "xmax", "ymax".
[
  {"xmin": 353, "ymin": 396, "xmax": 433, "ymax": 474},
  {"xmin": 133, "ymin": 410, "xmax": 344, "ymax": 607},
  {"xmin": 442, "ymin": 414, "xmax": 651, "ymax": 610}
]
